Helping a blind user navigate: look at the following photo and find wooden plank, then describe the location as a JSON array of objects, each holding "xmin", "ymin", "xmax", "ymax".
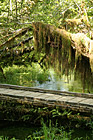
[
  {"xmin": 57, "ymin": 96, "xmax": 75, "ymax": 102},
  {"xmin": 79, "ymin": 99, "xmax": 93, "ymax": 106},
  {"xmin": 64, "ymin": 97, "xmax": 86, "ymax": 104},
  {"xmin": 0, "ymin": 87, "xmax": 93, "ymax": 115},
  {"xmin": 0, "ymin": 89, "xmax": 44, "ymax": 98},
  {"xmin": 0, "ymin": 88, "xmax": 7, "ymax": 91},
  {"xmin": 0, "ymin": 84, "xmax": 93, "ymax": 98},
  {"xmin": 36, "ymin": 93, "xmax": 62, "ymax": 101},
  {"xmin": 0, "ymin": 89, "xmax": 24, "ymax": 96},
  {"xmin": 20, "ymin": 91, "xmax": 44, "ymax": 97}
]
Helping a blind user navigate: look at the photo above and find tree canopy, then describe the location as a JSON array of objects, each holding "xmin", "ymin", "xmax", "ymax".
[{"xmin": 0, "ymin": 0, "xmax": 93, "ymax": 81}]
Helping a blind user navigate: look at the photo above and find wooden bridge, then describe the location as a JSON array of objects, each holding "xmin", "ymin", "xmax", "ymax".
[{"xmin": 0, "ymin": 84, "xmax": 93, "ymax": 115}]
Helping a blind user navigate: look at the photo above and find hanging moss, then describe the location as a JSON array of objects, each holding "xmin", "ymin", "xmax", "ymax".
[
  {"xmin": 32, "ymin": 22, "xmax": 71, "ymax": 51},
  {"xmin": 32, "ymin": 22, "xmax": 93, "ymax": 76}
]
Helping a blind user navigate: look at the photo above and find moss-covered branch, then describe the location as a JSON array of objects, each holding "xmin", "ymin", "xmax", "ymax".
[{"xmin": 32, "ymin": 22, "xmax": 93, "ymax": 71}]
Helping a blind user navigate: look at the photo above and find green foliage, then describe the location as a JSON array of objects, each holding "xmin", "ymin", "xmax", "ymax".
[
  {"xmin": 36, "ymin": 120, "xmax": 73, "ymax": 140},
  {"xmin": 0, "ymin": 0, "xmax": 92, "ymax": 70},
  {"xmin": 51, "ymin": 108, "xmax": 72, "ymax": 118},
  {"xmin": 0, "ymin": 136, "xmax": 16, "ymax": 140},
  {"xmin": 0, "ymin": 120, "xmax": 85, "ymax": 140},
  {"xmin": 0, "ymin": 64, "xmax": 50, "ymax": 86},
  {"xmin": 0, "ymin": 1, "xmax": 93, "ymax": 139},
  {"xmin": 0, "ymin": 0, "xmax": 92, "ymax": 27}
]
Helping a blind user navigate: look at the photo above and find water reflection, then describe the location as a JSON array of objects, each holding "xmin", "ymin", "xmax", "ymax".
[
  {"xmin": 32, "ymin": 22, "xmax": 93, "ymax": 93},
  {"xmin": 0, "ymin": 23, "xmax": 92, "ymax": 93},
  {"xmin": 35, "ymin": 43, "xmax": 93, "ymax": 93}
]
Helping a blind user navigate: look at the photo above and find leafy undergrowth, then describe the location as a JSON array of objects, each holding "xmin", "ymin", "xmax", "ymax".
[
  {"xmin": 0, "ymin": 121, "xmax": 87, "ymax": 140},
  {"xmin": 0, "ymin": 64, "xmax": 50, "ymax": 86}
]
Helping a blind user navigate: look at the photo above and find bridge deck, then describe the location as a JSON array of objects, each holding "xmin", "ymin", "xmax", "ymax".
[{"xmin": 0, "ymin": 84, "xmax": 93, "ymax": 114}]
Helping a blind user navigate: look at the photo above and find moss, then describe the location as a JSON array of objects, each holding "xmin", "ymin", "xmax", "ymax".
[{"xmin": 32, "ymin": 22, "xmax": 72, "ymax": 52}]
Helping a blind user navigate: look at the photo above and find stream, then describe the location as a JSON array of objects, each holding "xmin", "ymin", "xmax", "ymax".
[{"xmin": 32, "ymin": 44, "xmax": 93, "ymax": 93}]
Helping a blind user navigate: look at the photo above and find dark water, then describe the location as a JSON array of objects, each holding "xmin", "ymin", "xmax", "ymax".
[{"xmin": 0, "ymin": 121, "xmax": 92, "ymax": 140}]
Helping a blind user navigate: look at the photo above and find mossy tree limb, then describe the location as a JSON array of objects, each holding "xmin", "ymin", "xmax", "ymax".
[{"xmin": 32, "ymin": 22, "xmax": 93, "ymax": 71}]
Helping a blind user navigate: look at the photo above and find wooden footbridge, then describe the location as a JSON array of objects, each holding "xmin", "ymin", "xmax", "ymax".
[{"xmin": 0, "ymin": 84, "xmax": 93, "ymax": 115}]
